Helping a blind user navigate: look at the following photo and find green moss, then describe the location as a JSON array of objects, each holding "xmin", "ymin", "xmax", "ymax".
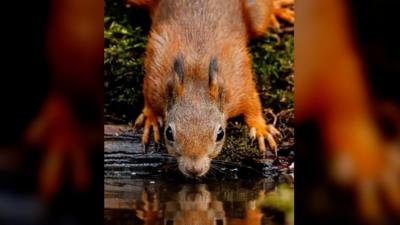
[
  {"xmin": 104, "ymin": 0, "xmax": 149, "ymax": 123},
  {"xmin": 250, "ymin": 32, "xmax": 294, "ymax": 111}
]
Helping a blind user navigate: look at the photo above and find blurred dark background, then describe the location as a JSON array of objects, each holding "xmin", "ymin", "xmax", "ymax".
[
  {"xmin": 296, "ymin": 0, "xmax": 400, "ymax": 225},
  {"xmin": 351, "ymin": 0, "xmax": 400, "ymax": 103},
  {"xmin": 0, "ymin": 1, "xmax": 103, "ymax": 225}
]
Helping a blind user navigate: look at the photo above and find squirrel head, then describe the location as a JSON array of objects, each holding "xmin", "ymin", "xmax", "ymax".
[{"xmin": 164, "ymin": 54, "xmax": 225, "ymax": 178}]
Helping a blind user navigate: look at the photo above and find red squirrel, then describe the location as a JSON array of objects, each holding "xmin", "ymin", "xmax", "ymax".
[{"xmin": 131, "ymin": 0, "xmax": 293, "ymax": 177}]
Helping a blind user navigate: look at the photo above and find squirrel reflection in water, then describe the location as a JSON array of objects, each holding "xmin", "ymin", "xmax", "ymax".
[{"xmin": 135, "ymin": 182, "xmax": 291, "ymax": 225}]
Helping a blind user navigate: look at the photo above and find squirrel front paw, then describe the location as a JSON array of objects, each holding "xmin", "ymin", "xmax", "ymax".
[
  {"xmin": 249, "ymin": 124, "xmax": 281, "ymax": 157},
  {"xmin": 134, "ymin": 107, "xmax": 161, "ymax": 145}
]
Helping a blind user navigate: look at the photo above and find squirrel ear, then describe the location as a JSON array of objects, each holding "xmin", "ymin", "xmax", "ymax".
[
  {"xmin": 208, "ymin": 57, "xmax": 218, "ymax": 88},
  {"xmin": 208, "ymin": 57, "xmax": 224, "ymax": 111},
  {"xmin": 166, "ymin": 54, "xmax": 185, "ymax": 109},
  {"xmin": 173, "ymin": 54, "xmax": 184, "ymax": 85}
]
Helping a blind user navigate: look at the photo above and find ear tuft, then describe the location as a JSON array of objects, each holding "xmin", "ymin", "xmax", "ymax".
[
  {"xmin": 174, "ymin": 54, "xmax": 184, "ymax": 84},
  {"xmin": 208, "ymin": 57, "xmax": 224, "ymax": 111},
  {"xmin": 166, "ymin": 54, "xmax": 185, "ymax": 110},
  {"xmin": 208, "ymin": 57, "xmax": 218, "ymax": 87}
]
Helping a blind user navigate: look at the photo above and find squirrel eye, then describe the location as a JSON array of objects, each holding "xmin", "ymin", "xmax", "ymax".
[
  {"xmin": 216, "ymin": 127, "xmax": 224, "ymax": 142},
  {"xmin": 165, "ymin": 126, "xmax": 174, "ymax": 142}
]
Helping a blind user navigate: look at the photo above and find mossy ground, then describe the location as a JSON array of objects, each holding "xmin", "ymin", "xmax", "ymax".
[{"xmin": 104, "ymin": 0, "xmax": 294, "ymax": 161}]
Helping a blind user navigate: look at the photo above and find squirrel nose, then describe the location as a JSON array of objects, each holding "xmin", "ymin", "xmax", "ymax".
[{"xmin": 188, "ymin": 168, "xmax": 202, "ymax": 177}]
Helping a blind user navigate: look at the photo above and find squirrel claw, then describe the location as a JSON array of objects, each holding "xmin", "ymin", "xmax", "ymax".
[
  {"xmin": 142, "ymin": 117, "xmax": 160, "ymax": 145},
  {"xmin": 251, "ymin": 124, "xmax": 280, "ymax": 157},
  {"xmin": 265, "ymin": 132, "xmax": 278, "ymax": 152},
  {"xmin": 134, "ymin": 110, "xmax": 161, "ymax": 146},
  {"xmin": 249, "ymin": 127, "xmax": 257, "ymax": 140},
  {"xmin": 266, "ymin": 124, "xmax": 282, "ymax": 139},
  {"xmin": 133, "ymin": 113, "xmax": 145, "ymax": 130}
]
